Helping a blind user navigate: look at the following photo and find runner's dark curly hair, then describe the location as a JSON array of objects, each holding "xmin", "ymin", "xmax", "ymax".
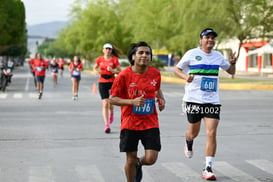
[{"xmin": 127, "ymin": 41, "xmax": 153, "ymax": 65}]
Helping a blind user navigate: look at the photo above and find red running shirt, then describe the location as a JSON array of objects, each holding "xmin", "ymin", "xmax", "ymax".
[
  {"xmin": 29, "ymin": 59, "xmax": 35, "ymax": 71},
  {"xmin": 96, "ymin": 56, "xmax": 119, "ymax": 83},
  {"xmin": 69, "ymin": 62, "xmax": 83, "ymax": 75},
  {"xmin": 33, "ymin": 59, "xmax": 48, "ymax": 76},
  {"xmin": 57, "ymin": 59, "xmax": 66, "ymax": 68},
  {"xmin": 110, "ymin": 66, "xmax": 161, "ymax": 131}
]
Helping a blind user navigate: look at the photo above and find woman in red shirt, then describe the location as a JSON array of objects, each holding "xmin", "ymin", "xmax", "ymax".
[
  {"xmin": 93, "ymin": 43, "xmax": 122, "ymax": 133},
  {"xmin": 69, "ymin": 56, "xmax": 84, "ymax": 100}
]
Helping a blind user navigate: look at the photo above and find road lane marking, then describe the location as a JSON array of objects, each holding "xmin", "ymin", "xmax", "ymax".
[
  {"xmin": 29, "ymin": 93, "xmax": 38, "ymax": 98},
  {"xmin": 28, "ymin": 166, "xmax": 55, "ymax": 182},
  {"xmin": 13, "ymin": 93, "xmax": 23, "ymax": 99},
  {"xmin": 246, "ymin": 159, "xmax": 273, "ymax": 175},
  {"xmin": 0, "ymin": 93, "xmax": 8, "ymax": 99},
  {"xmin": 162, "ymin": 162, "xmax": 201, "ymax": 181},
  {"xmin": 75, "ymin": 165, "xmax": 105, "ymax": 182},
  {"xmin": 214, "ymin": 161, "xmax": 260, "ymax": 182}
]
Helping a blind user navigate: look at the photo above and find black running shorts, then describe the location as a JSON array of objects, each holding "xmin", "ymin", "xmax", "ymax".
[
  {"xmin": 71, "ymin": 75, "xmax": 81, "ymax": 81},
  {"xmin": 120, "ymin": 128, "xmax": 161, "ymax": 152},
  {"xmin": 35, "ymin": 76, "xmax": 45, "ymax": 83},
  {"xmin": 185, "ymin": 102, "xmax": 221, "ymax": 123},
  {"xmin": 99, "ymin": 82, "xmax": 113, "ymax": 99}
]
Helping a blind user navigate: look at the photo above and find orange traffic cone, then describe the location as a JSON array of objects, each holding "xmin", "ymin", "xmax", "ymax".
[{"xmin": 92, "ymin": 83, "xmax": 97, "ymax": 94}]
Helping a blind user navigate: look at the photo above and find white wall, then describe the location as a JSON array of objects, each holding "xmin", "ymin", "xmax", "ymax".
[{"xmin": 217, "ymin": 38, "xmax": 246, "ymax": 71}]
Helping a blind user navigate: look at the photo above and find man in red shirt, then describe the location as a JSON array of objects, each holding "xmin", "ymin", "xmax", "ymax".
[
  {"xmin": 57, "ymin": 57, "xmax": 66, "ymax": 77},
  {"xmin": 30, "ymin": 53, "xmax": 48, "ymax": 99},
  {"xmin": 110, "ymin": 41, "xmax": 165, "ymax": 182}
]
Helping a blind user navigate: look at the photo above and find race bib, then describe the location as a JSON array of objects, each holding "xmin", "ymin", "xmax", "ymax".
[
  {"xmin": 133, "ymin": 98, "xmax": 155, "ymax": 115},
  {"xmin": 200, "ymin": 77, "xmax": 217, "ymax": 92},
  {"xmin": 72, "ymin": 70, "xmax": 80, "ymax": 76},
  {"xmin": 8, "ymin": 62, "xmax": 14, "ymax": 67},
  {"xmin": 36, "ymin": 67, "xmax": 42, "ymax": 72}
]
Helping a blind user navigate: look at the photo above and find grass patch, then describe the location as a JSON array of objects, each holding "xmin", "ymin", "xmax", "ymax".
[
  {"xmin": 219, "ymin": 77, "xmax": 272, "ymax": 84},
  {"xmin": 161, "ymin": 72, "xmax": 273, "ymax": 85}
]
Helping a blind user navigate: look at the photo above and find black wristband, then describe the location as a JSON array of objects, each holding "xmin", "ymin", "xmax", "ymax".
[{"xmin": 231, "ymin": 62, "xmax": 236, "ymax": 65}]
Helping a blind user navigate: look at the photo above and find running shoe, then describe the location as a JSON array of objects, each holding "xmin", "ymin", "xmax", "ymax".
[
  {"xmin": 38, "ymin": 92, "xmax": 42, "ymax": 100},
  {"xmin": 109, "ymin": 113, "xmax": 114, "ymax": 124},
  {"xmin": 184, "ymin": 140, "xmax": 193, "ymax": 158},
  {"xmin": 72, "ymin": 95, "xmax": 78, "ymax": 100},
  {"xmin": 134, "ymin": 158, "xmax": 142, "ymax": 182},
  {"xmin": 202, "ymin": 166, "xmax": 216, "ymax": 180},
  {"xmin": 104, "ymin": 124, "xmax": 111, "ymax": 133}
]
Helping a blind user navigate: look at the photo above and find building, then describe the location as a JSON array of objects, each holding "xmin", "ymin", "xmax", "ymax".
[
  {"xmin": 153, "ymin": 49, "xmax": 175, "ymax": 66},
  {"xmin": 217, "ymin": 39, "xmax": 273, "ymax": 75}
]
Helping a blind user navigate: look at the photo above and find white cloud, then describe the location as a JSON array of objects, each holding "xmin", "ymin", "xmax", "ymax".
[{"xmin": 21, "ymin": 0, "xmax": 75, "ymax": 25}]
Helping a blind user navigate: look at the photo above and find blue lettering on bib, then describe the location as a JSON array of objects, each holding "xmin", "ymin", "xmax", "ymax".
[
  {"xmin": 133, "ymin": 98, "xmax": 155, "ymax": 115},
  {"xmin": 36, "ymin": 67, "xmax": 42, "ymax": 72},
  {"xmin": 200, "ymin": 77, "xmax": 217, "ymax": 92},
  {"xmin": 72, "ymin": 70, "xmax": 80, "ymax": 76}
]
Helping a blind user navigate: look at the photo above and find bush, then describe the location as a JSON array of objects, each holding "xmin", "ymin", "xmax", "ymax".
[
  {"xmin": 120, "ymin": 61, "xmax": 130, "ymax": 67},
  {"xmin": 119, "ymin": 58, "xmax": 165, "ymax": 71},
  {"xmin": 150, "ymin": 58, "xmax": 165, "ymax": 71}
]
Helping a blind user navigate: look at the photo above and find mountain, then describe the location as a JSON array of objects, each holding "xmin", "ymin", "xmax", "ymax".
[
  {"xmin": 27, "ymin": 21, "xmax": 67, "ymax": 57},
  {"xmin": 27, "ymin": 21, "xmax": 67, "ymax": 38}
]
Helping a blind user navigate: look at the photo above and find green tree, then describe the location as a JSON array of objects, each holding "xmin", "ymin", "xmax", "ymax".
[
  {"xmin": 36, "ymin": 39, "xmax": 66, "ymax": 58},
  {"xmin": 0, "ymin": 0, "xmax": 27, "ymax": 57},
  {"xmin": 51, "ymin": 0, "xmax": 273, "ymax": 63},
  {"xmin": 54, "ymin": 0, "xmax": 131, "ymax": 61},
  {"xmin": 221, "ymin": 0, "xmax": 273, "ymax": 58}
]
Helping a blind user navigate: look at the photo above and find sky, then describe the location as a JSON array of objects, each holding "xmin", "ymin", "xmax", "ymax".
[{"xmin": 21, "ymin": 0, "xmax": 75, "ymax": 25}]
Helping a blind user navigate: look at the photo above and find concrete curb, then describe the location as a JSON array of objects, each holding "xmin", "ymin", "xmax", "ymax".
[
  {"xmin": 86, "ymin": 70, "xmax": 273, "ymax": 90},
  {"xmin": 161, "ymin": 76, "xmax": 273, "ymax": 90},
  {"xmin": 219, "ymin": 83, "xmax": 273, "ymax": 90}
]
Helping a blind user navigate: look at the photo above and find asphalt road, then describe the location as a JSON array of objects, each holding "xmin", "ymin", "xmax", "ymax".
[{"xmin": 0, "ymin": 64, "xmax": 273, "ymax": 182}]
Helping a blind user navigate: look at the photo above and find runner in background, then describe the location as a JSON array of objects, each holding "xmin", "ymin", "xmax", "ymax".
[
  {"xmin": 110, "ymin": 41, "xmax": 165, "ymax": 182},
  {"xmin": 93, "ymin": 43, "xmax": 121, "ymax": 133},
  {"xmin": 28, "ymin": 53, "xmax": 37, "ymax": 88},
  {"xmin": 45, "ymin": 58, "xmax": 50, "ymax": 69},
  {"xmin": 30, "ymin": 53, "xmax": 48, "ymax": 99},
  {"xmin": 57, "ymin": 57, "xmax": 66, "ymax": 77},
  {"xmin": 50, "ymin": 57, "xmax": 59, "ymax": 86},
  {"xmin": 69, "ymin": 56, "xmax": 84, "ymax": 100}
]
